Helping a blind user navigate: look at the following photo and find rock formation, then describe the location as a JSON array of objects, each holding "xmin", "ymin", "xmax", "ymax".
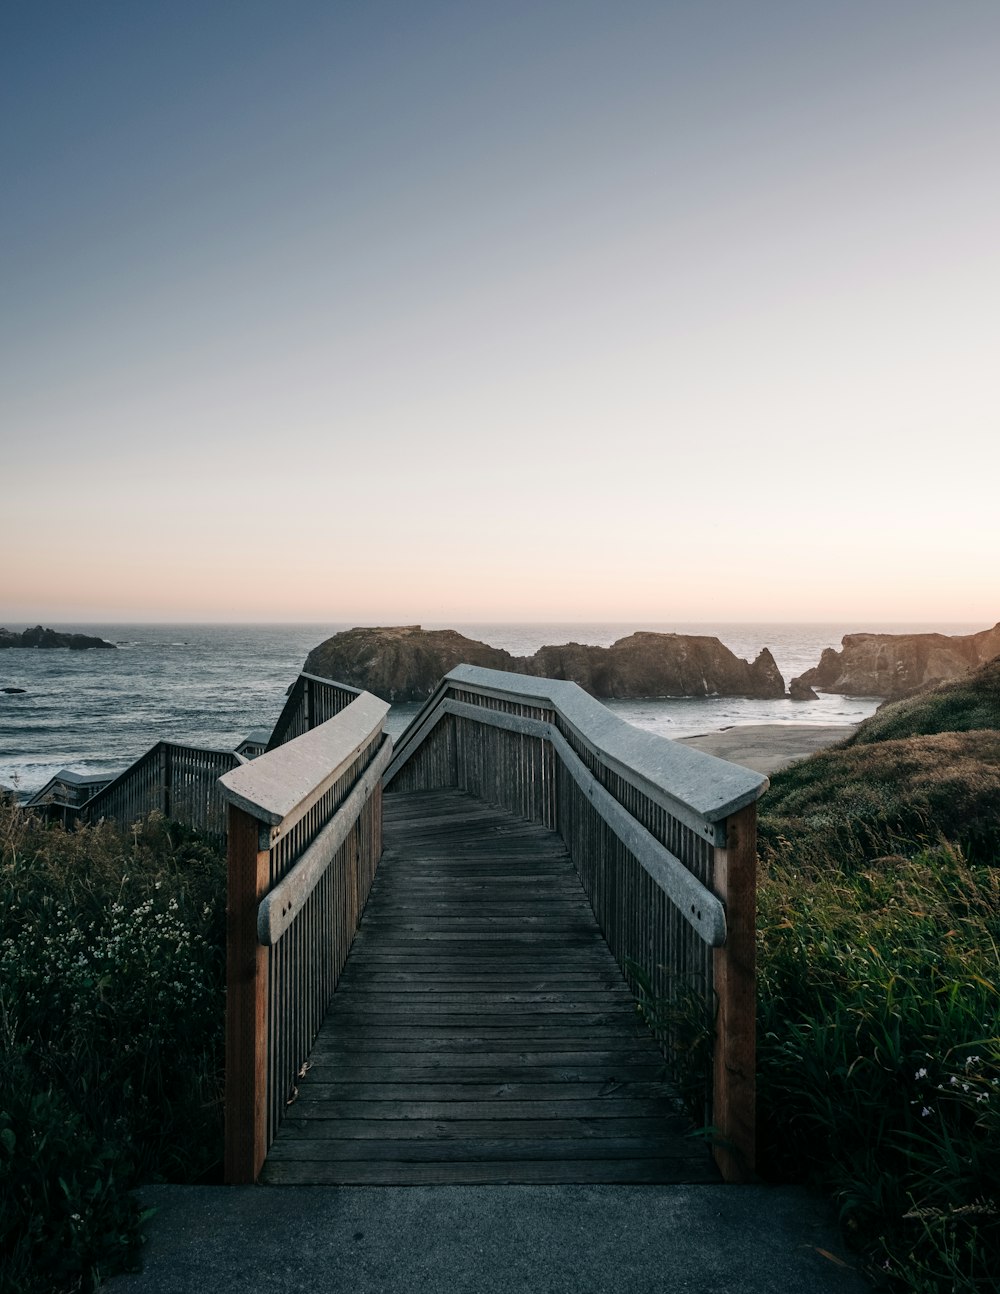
[
  {"xmin": 790, "ymin": 623, "xmax": 1000, "ymax": 699},
  {"xmin": 304, "ymin": 625, "xmax": 786, "ymax": 703},
  {"xmin": 788, "ymin": 677, "xmax": 818, "ymax": 701},
  {"xmin": 305, "ymin": 627, "xmax": 516, "ymax": 702},
  {"xmin": 527, "ymin": 633, "xmax": 785, "ymax": 700},
  {"xmin": 0, "ymin": 626, "xmax": 116, "ymax": 650}
]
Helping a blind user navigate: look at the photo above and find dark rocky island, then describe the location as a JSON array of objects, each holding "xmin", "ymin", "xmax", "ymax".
[
  {"xmin": 790, "ymin": 622, "xmax": 1000, "ymax": 698},
  {"xmin": 304, "ymin": 625, "xmax": 785, "ymax": 703},
  {"xmin": 0, "ymin": 626, "xmax": 116, "ymax": 650}
]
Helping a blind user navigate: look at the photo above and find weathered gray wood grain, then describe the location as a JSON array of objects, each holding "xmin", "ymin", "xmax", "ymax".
[{"xmin": 260, "ymin": 789, "xmax": 717, "ymax": 1186}]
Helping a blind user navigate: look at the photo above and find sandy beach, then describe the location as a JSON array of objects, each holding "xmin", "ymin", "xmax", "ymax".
[{"xmin": 677, "ymin": 723, "xmax": 856, "ymax": 776}]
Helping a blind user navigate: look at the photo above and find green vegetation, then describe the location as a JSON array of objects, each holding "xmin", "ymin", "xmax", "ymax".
[
  {"xmin": 0, "ymin": 802, "xmax": 226, "ymax": 1293},
  {"xmin": 758, "ymin": 729, "xmax": 1000, "ymax": 866},
  {"xmin": 846, "ymin": 658, "xmax": 1000, "ymax": 747},
  {"xmin": 756, "ymin": 664, "xmax": 1000, "ymax": 1291}
]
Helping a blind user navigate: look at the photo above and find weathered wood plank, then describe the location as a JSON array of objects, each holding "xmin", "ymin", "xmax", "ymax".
[
  {"xmin": 343, "ymin": 955, "xmax": 619, "ymax": 969},
  {"xmin": 335, "ymin": 974, "xmax": 629, "ymax": 989},
  {"xmin": 286, "ymin": 1080, "xmax": 677, "ymax": 1102},
  {"xmin": 285, "ymin": 1098, "xmax": 675, "ymax": 1120},
  {"xmin": 324, "ymin": 1004, "xmax": 636, "ymax": 1020},
  {"xmin": 313, "ymin": 1023, "xmax": 645, "ymax": 1039},
  {"xmin": 307, "ymin": 1035, "xmax": 659, "ymax": 1055},
  {"xmin": 265, "ymin": 1135, "xmax": 697, "ymax": 1162},
  {"xmin": 276, "ymin": 1114, "xmax": 675, "ymax": 1139},
  {"xmin": 302, "ymin": 1063, "xmax": 667, "ymax": 1084}
]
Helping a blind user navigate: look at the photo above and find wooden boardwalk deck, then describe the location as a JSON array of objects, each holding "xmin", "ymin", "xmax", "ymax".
[{"xmin": 262, "ymin": 789, "xmax": 718, "ymax": 1185}]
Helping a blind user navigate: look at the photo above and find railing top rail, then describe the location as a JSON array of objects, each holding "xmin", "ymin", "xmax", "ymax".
[
  {"xmin": 161, "ymin": 742, "xmax": 250, "ymax": 760},
  {"xmin": 220, "ymin": 691, "xmax": 389, "ymax": 829},
  {"xmin": 392, "ymin": 664, "xmax": 768, "ymax": 824},
  {"xmin": 256, "ymin": 735, "xmax": 394, "ymax": 946},
  {"xmin": 298, "ymin": 671, "xmax": 363, "ymax": 694}
]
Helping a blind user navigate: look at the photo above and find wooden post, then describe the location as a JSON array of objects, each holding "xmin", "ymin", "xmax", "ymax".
[
  {"xmin": 224, "ymin": 806, "xmax": 270, "ymax": 1183},
  {"xmin": 712, "ymin": 803, "xmax": 757, "ymax": 1182},
  {"xmin": 162, "ymin": 745, "xmax": 172, "ymax": 820}
]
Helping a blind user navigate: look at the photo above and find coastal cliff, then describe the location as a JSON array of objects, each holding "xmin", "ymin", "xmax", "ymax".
[
  {"xmin": 790, "ymin": 622, "xmax": 1000, "ymax": 698},
  {"xmin": 0, "ymin": 626, "xmax": 116, "ymax": 650},
  {"xmin": 303, "ymin": 625, "xmax": 786, "ymax": 702}
]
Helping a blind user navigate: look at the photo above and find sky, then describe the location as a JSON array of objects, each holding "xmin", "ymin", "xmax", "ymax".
[{"xmin": 2, "ymin": 0, "xmax": 998, "ymax": 625}]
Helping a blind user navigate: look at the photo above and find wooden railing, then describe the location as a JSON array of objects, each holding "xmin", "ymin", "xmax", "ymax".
[
  {"xmin": 81, "ymin": 742, "xmax": 245, "ymax": 841},
  {"xmin": 60, "ymin": 672, "xmax": 355, "ymax": 840},
  {"xmin": 265, "ymin": 672, "xmax": 362, "ymax": 752},
  {"xmin": 220, "ymin": 691, "xmax": 392, "ymax": 1183},
  {"xmin": 384, "ymin": 665, "xmax": 768, "ymax": 1182}
]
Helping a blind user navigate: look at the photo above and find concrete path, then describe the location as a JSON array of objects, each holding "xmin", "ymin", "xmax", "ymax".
[{"xmin": 108, "ymin": 1183, "xmax": 871, "ymax": 1293}]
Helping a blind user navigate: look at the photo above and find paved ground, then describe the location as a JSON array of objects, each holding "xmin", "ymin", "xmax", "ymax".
[
  {"xmin": 677, "ymin": 724, "xmax": 856, "ymax": 776},
  {"xmin": 108, "ymin": 1183, "xmax": 870, "ymax": 1293}
]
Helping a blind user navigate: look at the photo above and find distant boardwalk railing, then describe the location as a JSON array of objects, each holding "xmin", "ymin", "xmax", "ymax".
[
  {"xmin": 81, "ymin": 741, "xmax": 245, "ymax": 841},
  {"xmin": 29, "ymin": 672, "xmax": 358, "ymax": 843},
  {"xmin": 219, "ymin": 691, "xmax": 392, "ymax": 1183},
  {"xmin": 384, "ymin": 664, "xmax": 768, "ymax": 1181}
]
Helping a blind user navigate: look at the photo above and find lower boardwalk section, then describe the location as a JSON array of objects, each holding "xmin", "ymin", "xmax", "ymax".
[{"xmin": 262, "ymin": 789, "xmax": 718, "ymax": 1184}]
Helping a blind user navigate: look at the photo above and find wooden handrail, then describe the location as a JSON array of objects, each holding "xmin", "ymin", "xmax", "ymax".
[
  {"xmin": 76, "ymin": 670, "xmax": 363, "ymax": 842},
  {"xmin": 256, "ymin": 734, "xmax": 393, "ymax": 946},
  {"xmin": 384, "ymin": 664, "xmax": 768, "ymax": 1182},
  {"xmin": 387, "ymin": 666, "xmax": 766, "ymax": 842},
  {"xmin": 219, "ymin": 691, "xmax": 390, "ymax": 1183}
]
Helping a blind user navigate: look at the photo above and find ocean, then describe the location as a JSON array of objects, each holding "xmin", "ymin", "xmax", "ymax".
[{"xmin": 0, "ymin": 621, "xmax": 982, "ymax": 796}]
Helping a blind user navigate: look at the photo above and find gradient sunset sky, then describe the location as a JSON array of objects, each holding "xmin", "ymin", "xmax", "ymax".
[{"xmin": 3, "ymin": 1, "xmax": 998, "ymax": 624}]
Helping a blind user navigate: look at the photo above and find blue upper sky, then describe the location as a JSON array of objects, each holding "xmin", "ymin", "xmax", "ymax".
[{"xmin": 3, "ymin": 2, "xmax": 999, "ymax": 622}]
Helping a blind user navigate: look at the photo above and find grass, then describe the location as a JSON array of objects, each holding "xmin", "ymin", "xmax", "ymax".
[
  {"xmin": 0, "ymin": 799, "xmax": 226, "ymax": 1293},
  {"xmin": 758, "ymin": 730, "xmax": 1000, "ymax": 866},
  {"xmin": 753, "ymin": 661, "xmax": 1000, "ymax": 1291},
  {"xmin": 845, "ymin": 658, "xmax": 1000, "ymax": 746}
]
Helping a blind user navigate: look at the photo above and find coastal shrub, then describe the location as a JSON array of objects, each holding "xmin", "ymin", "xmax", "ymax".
[
  {"xmin": 756, "ymin": 841, "xmax": 999, "ymax": 1289},
  {"xmin": 0, "ymin": 798, "xmax": 226, "ymax": 1292},
  {"xmin": 0, "ymin": 1046, "xmax": 144, "ymax": 1292},
  {"xmin": 754, "ymin": 652, "xmax": 1000, "ymax": 1290},
  {"xmin": 846, "ymin": 658, "xmax": 1000, "ymax": 747}
]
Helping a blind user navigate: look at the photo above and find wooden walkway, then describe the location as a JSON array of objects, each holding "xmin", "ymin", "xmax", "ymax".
[{"xmin": 262, "ymin": 789, "xmax": 718, "ymax": 1185}]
